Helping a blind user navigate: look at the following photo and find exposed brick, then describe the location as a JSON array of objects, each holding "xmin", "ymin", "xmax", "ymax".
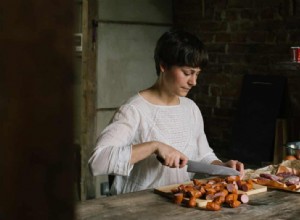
[
  {"xmin": 198, "ymin": 106, "xmax": 213, "ymax": 117},
  {"xmin": 201, "ymin": 73, "xmax": 232, "ymax": 86},
  {"xmin": 247, "ymin": 64, "xmax": 272, "ymax": 74},
  {"xmin": 268, "ymin": 54, "xmax": 291, "ymax": 65},
  {"xmin": 209, "ymin": 85, "xmax": 222, "ymax": 96},
  {"xmin": 218, "ymin": 54, "xmax": 246, "ymax": 64},
  {"xmin": 239, "ymin": 21, "xmax": 256, "ymax": 31},
  {"xmin": 255, "ymin": 20, "xmax": 285, "ymax": 31},
  {"xmin": 173, "ymin": 0, "xmax": 300, "ymax": 155},
  {"xmin": 240, "ymin": 9, "xmax": 255, "ymax": 20},
  {"xmin": 214, "ymin": 107, "xmax": 236, "ymax": 118},
  {"xmin": 204, "ymin": 0, "xmax": 228, "ymax": 9},
  {"xmin": 248, "ymin": 31, "xmax": 269, "ymax": 43},
  {"xmin": 275, "ymin": 31, "xmax": 288, "ymax": 43},
  {"xmin": 246, "ymin": 44, "xmax": 290, "ymax": 55},
  {"xmin": 191, "ymin": 84, "xmax": 209, "ymax": 96},
  {"xmin": 244, "ymin": 54, "xmax": 268, "ymax": 64},
  {"xmin": 273, "ymin": 62, "xmax": 300, "ymax": 72},
  {"xmin": 228, "ymin": 22, "xmax": 239, "ymax": 32},
  {"xmin": 225, "ymin": 9, "xmax": 240, "ymax": 21},
  {"xmin": 193, "ymin": 93, "xmax": 217, "ymax": 107},
  {"xmin": 199, "ymin": 33, "xmax": 215, "ymax": 43},
  {"xmin": 203, "ymin": 118, "xmax": 224, "ymax": 138},
  {"xmin": 215, "ymin": 33, "xmax": 232, "ymax": 42},
  {"xmin": 253, "ymin": 0, "xmax": 284, "ymax": 8},
  {"xmin": 222, "ymin": 64, "xmax": 249, "ymax": 75},
  {"xmin": 213, "ymin": 9, "xmax": 225, "ymax": 21},
  {"xmin": 261, "ymin": 8, "xmax": 276, "ymax": 20},
  {"xmin": 173, "ymin": 0, "xmax": 203, "ymax": 14},
  {"xmin": 295, "ymin": 1, "xmax": 300, "ymax": 16},
  {"xmin": 220, "ymin": 97, "xmax": 239, "ymax": 109},
  {"xmin": 227, "ymin": 43, "xmax": 249, "ymax": 53},
  {"xmin": 221, "ymin": 83, "xmax": 241, "ymax": 98},
  {"xmin": 231, "ymin": 32, "xmax": 248, "ymax": 43},
  {"xmin": 197, "ymin": 21, "xmax": 228, "ymax": 32},
  {"xmin": 205, "ymin": 64, "xmax": 224, "ymax": 74},
  {"xmin": 289, "ymin": 31, "xmax": 300, "ymax": 43},
  {"xmin": 202, "ymin": 7, "xmax": 215, "ymax": 20},
  {"xmin": 245, "ymin": 44, "xmax": 275, "ymax": 54},
  {"xmin": 173, "ymin": 14, "xmax": 204, "ymax": 26},
  {"xmin": 206, "ymin": 53, "xmax": 218, "ymax": 64},
  {"xmin": 227, "ymin": 0, "xmax": 254, "ymax": 8},
  {"xmin": 206, "ymin": 43, "xmax": 227, "ymax": 53}
]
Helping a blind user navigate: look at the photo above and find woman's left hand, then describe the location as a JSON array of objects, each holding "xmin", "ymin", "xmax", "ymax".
[{"xmin": 212, "ymin": 160, "xmax": 245, "ymax": 179}]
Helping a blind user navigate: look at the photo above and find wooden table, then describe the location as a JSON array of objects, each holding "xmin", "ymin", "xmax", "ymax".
[{"xmin": 76, "ymin": 188, "xmax": 300, "ymax": 220}]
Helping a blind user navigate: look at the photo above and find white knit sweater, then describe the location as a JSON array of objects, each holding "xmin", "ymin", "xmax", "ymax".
[{"xmin": 88, "ymin": 93, "xmax": 219, "ymax": 194}]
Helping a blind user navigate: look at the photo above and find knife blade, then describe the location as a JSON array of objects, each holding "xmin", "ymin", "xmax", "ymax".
[
  {"xmin": 156, "ymin": 156, "xmax": 240, "ymax": 176},
  {"xmin": 186, "ymin": 160, "xmax": 240, "ymax": 176}
]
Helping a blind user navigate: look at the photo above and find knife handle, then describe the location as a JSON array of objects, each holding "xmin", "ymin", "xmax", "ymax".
[{"xmin": 156, "ymin": 155, "xmax": 165, "ymax": 164}]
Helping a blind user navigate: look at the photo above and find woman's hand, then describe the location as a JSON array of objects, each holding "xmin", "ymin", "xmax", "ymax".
[
  {"xmin": 154, "ymin": 141, "xmax": 188, "ymax": 168},
  {"xmin": 212, "ymin": 159, "xmax": 245, "ymax": 179},
  {"xmin": 131, "ymin": 141, "xmax": 188, "ymax": 168}
]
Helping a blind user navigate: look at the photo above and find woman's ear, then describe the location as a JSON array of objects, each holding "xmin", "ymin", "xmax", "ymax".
[{"xmin": 159, "ymin": 63, "xmax": 166, "ymax": 73}]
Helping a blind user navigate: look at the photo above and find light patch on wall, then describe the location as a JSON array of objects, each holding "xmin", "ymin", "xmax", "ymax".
[{"xmin": 96, "ymin": 23, "xmax": 170, "ymax": 108}]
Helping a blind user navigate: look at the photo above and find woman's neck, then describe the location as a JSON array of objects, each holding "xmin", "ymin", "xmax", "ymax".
[{"xmin": 140, "ymin": 82, "xmax": 179, "ymax": 106}]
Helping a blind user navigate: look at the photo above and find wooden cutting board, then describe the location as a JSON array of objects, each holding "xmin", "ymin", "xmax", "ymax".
[{"xmin": 154, "ymin": 179, "xmax": 267, "ymax": 208}]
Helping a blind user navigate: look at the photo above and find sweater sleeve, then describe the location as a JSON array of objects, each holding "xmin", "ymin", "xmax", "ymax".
[
  {"xmin": 88, "ymin": 104, "xmax": 139, "ymax": 176},
  {"xmin": 192, "ymin": 102, "xmax": 220, "ymax": 164}
]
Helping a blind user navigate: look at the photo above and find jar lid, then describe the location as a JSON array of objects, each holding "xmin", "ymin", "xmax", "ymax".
[{"xmin": 286, "ymin": 141, "xmax": 300, "ymax": 149}]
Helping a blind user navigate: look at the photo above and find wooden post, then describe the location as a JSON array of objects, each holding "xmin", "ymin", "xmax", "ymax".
[
  {"xmin": 273, "ymin": 119, "xmax": 288, "ymax": 164},
  {"xmin": 80, "ymin": 0, "xmax": 98, "ymax": 200},
  {"xmin": 0, "ymin": 1, "xmax": 75, "ymax": 219}
]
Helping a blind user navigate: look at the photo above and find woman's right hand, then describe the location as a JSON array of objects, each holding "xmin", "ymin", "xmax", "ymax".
[{"xmin": 154, "ymin": 141, "xmax": 188, "ymax": 168}]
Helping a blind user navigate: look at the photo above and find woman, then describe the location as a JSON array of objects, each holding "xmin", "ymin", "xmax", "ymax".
[{"xmin": 88, "ymin": 30, "xmax": 244, "ymax": 195}]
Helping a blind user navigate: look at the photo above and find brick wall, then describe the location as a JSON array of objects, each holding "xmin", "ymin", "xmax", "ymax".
[{"xmin": 173, "ymin": 0, "xmax": 300, "ymax": 159}]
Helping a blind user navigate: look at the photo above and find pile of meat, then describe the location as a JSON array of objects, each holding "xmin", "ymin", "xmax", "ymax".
[
  {"xmin": 253, "ymin": 164, "xmax": 300, "ymax": 191},
  {"xmin": 170, "ymin": 176, "xmax": 251, "ymax": 211}
]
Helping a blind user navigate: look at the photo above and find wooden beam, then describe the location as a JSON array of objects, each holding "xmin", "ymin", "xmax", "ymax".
[{"xmin": 80, "ymin": 0, "xmax": 98, "ymax": 200}]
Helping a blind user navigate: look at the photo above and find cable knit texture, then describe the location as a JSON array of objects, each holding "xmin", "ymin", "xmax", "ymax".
[{"xmin": 88, "ymin": 93, "xmax": 219, "ymax": 194}]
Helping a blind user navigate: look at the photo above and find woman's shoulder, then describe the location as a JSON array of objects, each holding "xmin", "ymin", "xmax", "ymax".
[
  {"xmin": 180, "ymin": 97, "xmax": 202, "ymax": 118},
  {"xmin": 179, "ymin": 96, "xmax": 197, "ymax": 107},
  {"xmin": 111, "ymin": 94, "xmax": 142, "ymax": 120},
  {"xmin": 119, "ymin": 93, "xmax": 150, "ymax": 112},
  {"xmin": 124, "ymin": 93, "xmax": 141, "ymax": 105}
]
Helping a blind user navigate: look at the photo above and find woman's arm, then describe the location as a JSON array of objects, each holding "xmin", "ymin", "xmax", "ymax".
[
  {"xmin": 89, "ymin": 104, "xmax": 188, "ymax": 177},
  {"xmin": 88, "ymin": 105, "xmax": 139, "ymax": 176}
]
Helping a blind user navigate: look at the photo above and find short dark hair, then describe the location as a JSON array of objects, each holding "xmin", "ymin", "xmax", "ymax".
[{"xmin": 154, "ymin": 30, "xmax": 208, "ymax": 75}]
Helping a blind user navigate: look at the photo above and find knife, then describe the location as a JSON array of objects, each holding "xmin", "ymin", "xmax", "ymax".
[{"xmin": 156, "ymin": 156, "xmax": 240, "ymax": 176}]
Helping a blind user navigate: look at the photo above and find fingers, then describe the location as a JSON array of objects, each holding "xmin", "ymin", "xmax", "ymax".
[
  {"xmin": 236, "ymin": 161, "xmax": 245, "ymax": 179},
  {"xmin": 163, "ymin": 155, "xmax": 179, "ymax": 167},
  {"xmin": 164, "ymin": 154, "xmax": 187, "ymax": 168},
  {"xmin": 156, "ymin": 142, "xmax": 188, "ymax": 168},
  {"xmin": 225, "ymin": 160, "xmax": 245, "ymax": 178},
  {"xmin": 179, "ymin": 156, "xmax": 188, "ymax": 168}
]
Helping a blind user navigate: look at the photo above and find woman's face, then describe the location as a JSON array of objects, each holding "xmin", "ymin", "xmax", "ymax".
[{"xmin": 161, "ymin": 65, "xmax": 201, "ymax": 97}]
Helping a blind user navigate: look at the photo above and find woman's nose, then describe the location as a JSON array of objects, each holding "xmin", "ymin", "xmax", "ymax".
[{"xmin": 188, "ymin": 74, "xmax": 197, "ymax": 86}]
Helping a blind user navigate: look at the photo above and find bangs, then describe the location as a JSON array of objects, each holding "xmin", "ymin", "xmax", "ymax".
[
  {"xmin": 161, "ymin": 43, "xmax": 208, "ymax": 69},
  {"xmin": 176, "ymin": 46, "xmax": 208, "ymax": 68}
]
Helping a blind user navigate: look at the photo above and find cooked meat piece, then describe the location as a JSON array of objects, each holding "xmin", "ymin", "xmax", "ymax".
[
  {"xmin": 281, "ymin": 175, "xmax": 300, "ymax": 186},
  {"xmin": 260, "ymin": 173, "xmax": 282, "ymax": 181}
]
